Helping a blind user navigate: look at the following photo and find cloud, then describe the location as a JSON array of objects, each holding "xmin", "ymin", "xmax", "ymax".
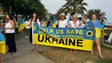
[
  {"xmin": 41, "ymin": 0, "xmax": 66, "ymax": 14},
  {"xmin": 41, "ymin": 0, "xmax": 112, "ymax": 22},
  {"xmin": 85, "ymin": 0, "xmax": 112, "ymax": 22}
]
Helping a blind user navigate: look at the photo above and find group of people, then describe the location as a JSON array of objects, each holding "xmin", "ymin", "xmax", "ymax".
[
  {"xmin": 0, "ymin": 11, "xmax": 111, "ymax": 63},
  {"xmin": 25, "ymin": 12, "xmax": 104, "ymax": 58},
  {"xmin": 57, "ymin": 13, "xmax": 103, "ymax": 58}
]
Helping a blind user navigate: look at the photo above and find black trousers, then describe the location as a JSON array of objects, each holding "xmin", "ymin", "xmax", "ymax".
[
  {"xmin": 6, "ymin": 33, "xmax": 17, "ymax": 52},
  {"xmin": 29, "ymin": 28, "xmax": 32, "ymax": 43}
]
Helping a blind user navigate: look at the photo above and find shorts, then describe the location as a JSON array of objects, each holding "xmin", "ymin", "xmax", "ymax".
[{"xmin": 95, "ymin": 28, "xmax": 101, "ymax": 39}]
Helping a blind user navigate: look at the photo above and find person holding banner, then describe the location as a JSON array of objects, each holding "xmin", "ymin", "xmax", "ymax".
[
  {"xmin": 5, "ymin": 14, "xmax": 17, "ymax": 53},
  {"xmin": 68, "ymin": 15, "xmax": 80, "ymax": 53},
  {"xmin": 87, "ymin": 13, "xmax": 103, "ymax": 58},
  {"xmin": 58, "ymin": 13, "xmax": 68, "ymax": 28},
  {"xmin": 29, "ymin": 13, "xmax": 41, "ymax": 51},
  {"xmin": 68, "ymin": 15, "xmax": 79, "ymax": 28}
]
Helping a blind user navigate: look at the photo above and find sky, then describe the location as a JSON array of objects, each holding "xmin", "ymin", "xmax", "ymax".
[{"xmin": 41, "ymin": 0, "xmax": 112, "ymax": 22}]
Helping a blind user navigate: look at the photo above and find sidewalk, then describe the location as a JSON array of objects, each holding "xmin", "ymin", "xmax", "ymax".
[
  {"xmin": 4, "ymin": 51, "xmax": 54, "ymax": 63},
  {"xmin": 1, "ymin": 34, "xmax": 54, "ymax": 63}
]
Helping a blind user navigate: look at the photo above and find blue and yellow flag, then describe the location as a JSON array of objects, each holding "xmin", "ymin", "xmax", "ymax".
[
  {"xmin": 18, "ymin": 23, "xmax": 27, "ymax": 32},
  {"xmin": 0, "ymin": 31, "xmax": 6, "ymax": 54}
]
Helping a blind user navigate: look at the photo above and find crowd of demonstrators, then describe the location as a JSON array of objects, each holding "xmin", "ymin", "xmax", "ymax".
[
  {"xmin": 45, "ymin": 13, "xmax": 104, "ymax": 58},
  {"xmin": 0, "ymin": 12, "xmax": 106, "ymax": 62}
]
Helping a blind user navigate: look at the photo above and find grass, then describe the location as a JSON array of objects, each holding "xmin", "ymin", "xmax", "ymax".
[
  {"xmin": 96, "ymin": 59, "xmax": 112, "ymax": 63},
  {"xmin": 104, "ymin": 42, "xmax": 112, "ymax": 46},
  {"xmin": 39, "ymin": 45, "xmax": 112, "ymax": 63},
  {"xmin": 101, "ymin": 45, "xmax": 112, "ymax": 50}
]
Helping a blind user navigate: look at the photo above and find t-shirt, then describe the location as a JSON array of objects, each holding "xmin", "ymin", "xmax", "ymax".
[
  {"xmin": 87, "ymin": 19, "xmax": 102, "ymax": 29},
  {"xmin": 58, "ymin": 20, "xmax": 68, "ymax": 28},
  {"xmin": 68, "ymin": 21, "xmax": 79, "ymax": 28}
]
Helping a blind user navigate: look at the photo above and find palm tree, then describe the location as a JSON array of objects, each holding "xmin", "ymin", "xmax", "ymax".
[
  {"xmin": 56, "ymin": 8, "xmax": 66, "ymax": 15},
  {"xmin": 63, "ymin": 0, "xmax": 88, "ymax": 15},
  {"xmin": 56, "ymin": 8, "xmax": 66, "ymax": 19},
  {"xmin": 87, "ymin": 9, "xmax": 107, "ymax": 21}
]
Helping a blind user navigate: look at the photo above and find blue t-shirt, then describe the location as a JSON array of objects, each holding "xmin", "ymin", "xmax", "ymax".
[
  {"xmin": 101, "ymin": 23, "xmax": 104, "ymax": 29},
  {"xmin": 86, "ymin": 19, "xmax": 102, "ymax": 29}
]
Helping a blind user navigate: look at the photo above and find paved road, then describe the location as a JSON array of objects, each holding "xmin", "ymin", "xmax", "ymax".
[{"xmin": 1, "ymin": 34, "xmax": 54, "ymax": 63}]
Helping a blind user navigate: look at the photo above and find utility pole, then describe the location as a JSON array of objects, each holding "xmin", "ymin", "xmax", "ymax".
[{"xmin": 9, "ymin": 5, "xmax": 12, "ymax": 15}]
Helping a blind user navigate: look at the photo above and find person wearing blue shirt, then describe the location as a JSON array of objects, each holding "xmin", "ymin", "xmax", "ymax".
[
  {"xmin": 87, "ymin": 13, "xmax": 103, "ymax": 58},
  {"xmin": 99, "ymin": 17, "xmax": 105, "ymax": 29}
]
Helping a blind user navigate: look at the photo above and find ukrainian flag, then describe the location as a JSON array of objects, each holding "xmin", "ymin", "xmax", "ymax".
[
  {"xmin": 0, "ymin": 31, "xmax": 6, "ymax": 54},
  {"xmin": 52, "ymin": 16, "xmax": 57, "ymax": 28},
  {"xmin": 18, "ymin": 22, "xmax": 27, "ymax": 32}
]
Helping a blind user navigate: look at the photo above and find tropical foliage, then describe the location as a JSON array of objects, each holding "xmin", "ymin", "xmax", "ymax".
[
  {"xmin": 59, "ymin": 0, "xmax": 88, "ymax": 15},
  {"xmin": 0, "ymin": 0, "xmax": 46, "ymax": 19},
  {"xmin": 87, "ymin": 9, "xmax": 107, "ymax": 21}
]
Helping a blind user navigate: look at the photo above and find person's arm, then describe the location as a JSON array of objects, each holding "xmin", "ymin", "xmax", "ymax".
[
  {"xmin": 66, "ymin": 22, "xmax": 70, "ymax": 28},
  {"xmin": 28, "ymin": 19, "xmax": 32, "ymax": 28},
  {"xmin": 76, "ymin": 21, "xmax": 80, "ymax": 28},
  {"xmin": 85, "ymin": 20, "xmax": 94, "ymax": 29}
]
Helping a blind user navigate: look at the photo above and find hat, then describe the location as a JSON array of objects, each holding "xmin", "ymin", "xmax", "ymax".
[
  {"xmin": 60, "ymin": 13, "xmax": 65, "ymax": 16},
  {"xmin": 72, "ymin": 15, "xmax": 77, "ymax": 19}
]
